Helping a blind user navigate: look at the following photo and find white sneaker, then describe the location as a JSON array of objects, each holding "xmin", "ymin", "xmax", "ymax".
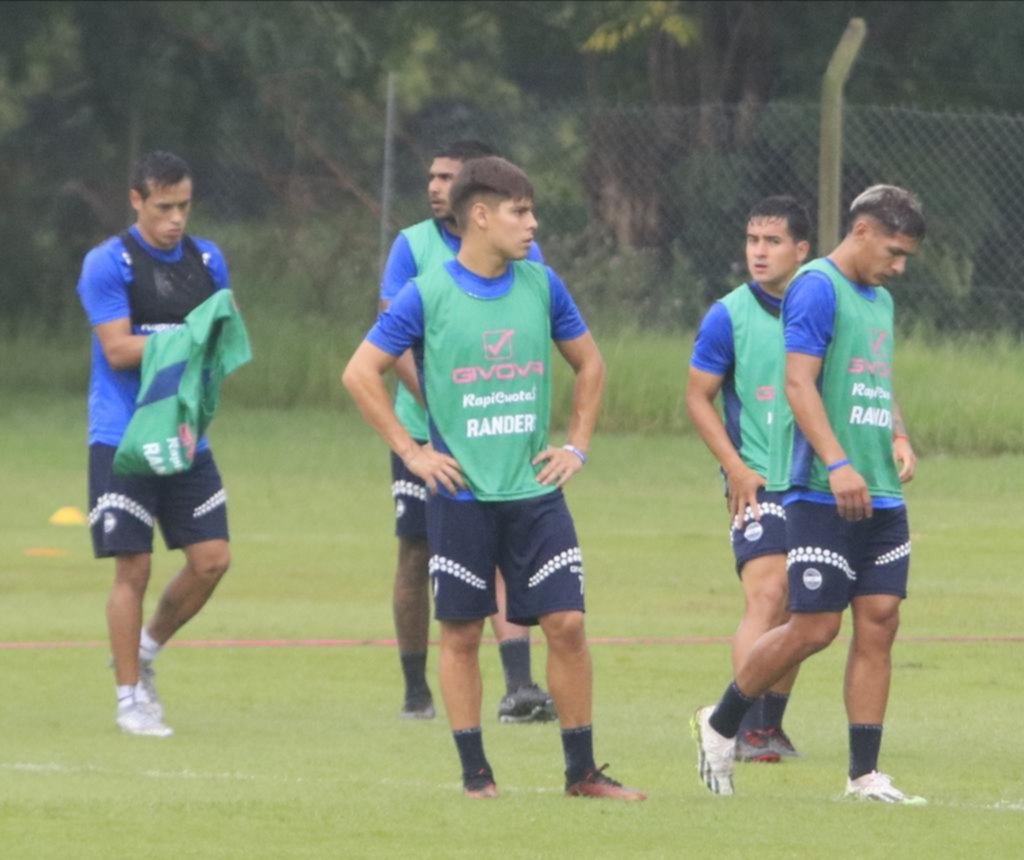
[
  {"xmin": 844, "ymin": 771, "xmax": 927, "ymax": 805},
  {"xmin": 117, "ymin": 702, "xmax": 173, "ymax": 738},
  {"xmin": 136, "ymin": 659, "xmax": 164, "ymax": 721},
  {"xmin": 691, "ymin": 706, "xmax": 735, "ymax": 796}
]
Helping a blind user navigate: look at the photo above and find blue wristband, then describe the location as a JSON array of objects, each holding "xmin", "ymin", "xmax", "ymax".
[
  {"xmin": 563, "ymin": 444, "xmax": 587, "ymax": 465},
  {"xmin": 827, "ymin": 458, "xmax": 850, "ymax": 472}
]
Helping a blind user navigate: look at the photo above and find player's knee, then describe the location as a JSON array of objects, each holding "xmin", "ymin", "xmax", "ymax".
[
  {"xmin": 440, "ymin": 620, "xmax": 484, "ymax": 655},
  {"xmin": 809, "ymin": 619, "xmax": 842, "ymax": 651},
  {"xmin": 113, "ymin": 554, "xmax": 152, "ymax": 592},
  {"xmin": 396, "ymin": 538, "xmax": 429, "ymax": 582},
  {"xmin": 857, "ymin": 612, "xmax": 901, "ymax": 651},
  {"xmin": 790, "ymin": 613, "xmax": 841, "ymax": 653},
  {"xmin": 191, "ymin": 549, "xmax": 230, "ymax": 582},
  {"xmin": 540, "ymin": 610, "xmax": 586, "ymax": 651},
  {"xmin": 746, "ymin": 582, "xmax": 790, "ymax": 627}
]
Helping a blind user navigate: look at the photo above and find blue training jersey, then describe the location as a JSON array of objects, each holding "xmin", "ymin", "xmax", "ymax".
[
  {"xmin": 367, "ymin": 258, "xmax": 587, "ymax": 501},
  {"xmin": 781, "ymin": 260, "xmax": 902, "ymax": 509},
  {"xmin": 370, "ymin": 259, "xmax": 586, "ymax": 355},
  {"xmin": 77, "ymin": 225, "xmax": 230, "ymax": 447},
  {"xmin": 379, "ymin": 220, "xmax": 545, "ymax": 302},
  {"xmin": 690, "ymin": 281, "xmax": 781, "ymax": 482},
  {"xmin": 690, "ymin": 280, "xmax": 781, "ymax": 374}
]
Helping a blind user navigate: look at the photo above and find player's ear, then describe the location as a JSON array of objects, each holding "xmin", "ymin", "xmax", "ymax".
[
  {"xmin": 470, "ymin": 199, "xmax": 490, "ymax": 231},
  {"xmin": 796, "ymin": 240, "xmax": 810, "ymax": 263},
  {"xmin": 129, "ymin": 189, "xmax": 144, "ymax": 214}
]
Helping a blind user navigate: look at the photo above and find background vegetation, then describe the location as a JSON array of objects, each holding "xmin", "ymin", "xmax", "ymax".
[{"xmin": 3, "ymin": 1, "xmax": 1024, "ymax": 335}]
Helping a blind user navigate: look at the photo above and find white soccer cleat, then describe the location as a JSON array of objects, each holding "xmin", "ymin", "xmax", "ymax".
[
  {"xmin": 136, "ymin": 659, "xmax": 164, "ymax": 721},
  {"xmin": 691, "ymin": 705, "xmax": 735, "ymax": 796},
  {"xmin": 117, "ymin": 702, "xmax": 174, "ymax": 738},
  {"xmin": 844, "ymin": 771, "xmax": 926, "ymax": 805}
]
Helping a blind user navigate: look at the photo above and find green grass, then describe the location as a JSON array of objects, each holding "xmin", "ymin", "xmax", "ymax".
[
  {"xmin": 3, "ymin": 316, "xmax": 1022, "ymax": 453},
  {"xmin": 2, "ymin": 397, "xmax": 1023, "ymax": 859}
]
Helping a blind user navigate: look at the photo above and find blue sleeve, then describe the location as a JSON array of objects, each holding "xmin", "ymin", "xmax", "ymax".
[
  {"xmin": 690, "ymin": 302, "xmax": 734, "ymax": 375},
  {"xmin": 783, "ymin": 272, "xmax": 835, "ymax": 356},
  {"xmin": 77, "ymin": 242, "xmax": 131, "ymax": 326},
  {"xmin": 379, "ymin": 234, "xmax": 417, "ymax": 303},
  {"xmin": 192, "ymin": 238, "xmax": 231, "ymax": 290},
  {"xmin": 366, "ymin": 280, "xmax": 424, "ymax": 355},
  {"xmin": 547, "ymin": 268, "xmax": 588, "ymax": 341},
  {"xmin": 526, "ymin": 240, "xmax": 545, "ymax": 265}
]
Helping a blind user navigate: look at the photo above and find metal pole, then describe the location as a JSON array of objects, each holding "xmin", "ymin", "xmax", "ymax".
[
  {"xmin": 379, "ymin": 72, "xmax": 398, "ymax": 278},
  {"xmin": 818, "ymin": 18, "xmax": 867, "ymax": 254}
]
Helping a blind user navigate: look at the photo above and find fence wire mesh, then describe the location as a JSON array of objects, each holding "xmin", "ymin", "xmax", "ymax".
[{"xmin": 35, "ymin": 100, "xmax": 1024, "ymax": 334}]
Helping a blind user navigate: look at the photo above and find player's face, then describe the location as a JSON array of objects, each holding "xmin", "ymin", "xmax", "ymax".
[
  {"xmin": 427, "ymin": 157, "xmax": 463, "ymax": 220},
  {"xmin": 856, "ymin": 219, "xmax": 919, "ymax": 284},
  {"xmin": 488, "ymin": 197, "xmax": 537, "ymax": 260},
  {"xmin": 745, "ymin": 217, "xmax": 809, "ymax": 294},
  {"xmin": 130, "ymin": 178, "xmax": 192, "ymax": 250}
]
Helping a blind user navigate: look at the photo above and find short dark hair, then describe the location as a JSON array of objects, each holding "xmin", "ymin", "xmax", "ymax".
[
  {"xmin": 848, "ymin": 184, "xmax": 926, "ymax": 240},
  {"xmin": 131, "ymin": 150, "xmax": 191, "ymax": 198},
  {"xmin": 450, "ymin": 156, "xmax": 534, "ymax": 228},
  {"xmin": 747, "ymin": 195, "xmax": 811, "ymax": 243},
  {"xmin": 433, "ymin": 140, "xmax": 497, "ymax": 163}
]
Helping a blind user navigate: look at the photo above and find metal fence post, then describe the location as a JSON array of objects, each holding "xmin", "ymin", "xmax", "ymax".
[
  {"xmin": 378, "ymin": 72, "xmax": 398, "ymax": 279},
  {"xmin": 818, "ymin": 18, "xmax": 867, "ymax": 254}
]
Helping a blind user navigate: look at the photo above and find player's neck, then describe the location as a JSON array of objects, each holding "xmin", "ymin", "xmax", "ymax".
[
  {"xmin": 133, "ymin": 223, "xmax": 180, "ymax": 252},
  {"xmin": 438, "ymin": 217, "xmax": 462, "ymax": 238},
  {"xmin": 827, "ymin": 241, "xmax": 866, "ymax": 285},
  {"xmin": 757, "ymin": 277, "xmax": 789, "ymax": 299},
  {"xmin": 456, "ymin": 242, "xmax": 510, "ymax": 279}
]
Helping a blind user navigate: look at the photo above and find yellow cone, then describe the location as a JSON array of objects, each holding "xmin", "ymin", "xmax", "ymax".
[{"xmin": 49, "ymin": 506, "xmax": 87, "ymax": 526}]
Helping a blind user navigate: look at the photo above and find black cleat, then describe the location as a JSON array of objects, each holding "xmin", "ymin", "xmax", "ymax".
[
  {"xmin": 464, "ymin": 768, "xmax": 498, "ymax": 798},
  {"xmin": 399, "ymin": 694, "xmax": 436, "ymax": 720},
  {"xmin": 497, "ymin": 683, "xmax": 557, "ymax": 724}
]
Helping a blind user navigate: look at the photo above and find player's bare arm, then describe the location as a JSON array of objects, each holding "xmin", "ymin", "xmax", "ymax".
[
  {"xmin": 685, "ymin": 366, "xmax": 765, "ymax": 523},
  {"xmin": 533, "ymin": 331, "xmax": 605, "ymax": 488},
  {"xmin": 378, "ymin": 299, "xmax": 426, "ymax": 407},
  {"xmin": 891, "ymin": 398, "xmax": 916, "ymax": 483},
  {"xmin": 94, "ymin": 317, "xmax": 147, "ymax": 370},
  {"xmin": 343, "ymin": 340, "xmax": 464, "ymax": 494},
  {"xmin": 785, "ymin": 352, "xmax": 872, "ymax": 521}
]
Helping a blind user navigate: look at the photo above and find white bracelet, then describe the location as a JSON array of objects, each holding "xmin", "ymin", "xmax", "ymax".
[{"xmin": 562, "ymin": 444, "xmax": 587, "ymax": 465}]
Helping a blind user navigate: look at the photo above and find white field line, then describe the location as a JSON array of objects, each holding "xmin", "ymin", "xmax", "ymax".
[
  {"xmin": 5, "ymin": 762, "xmax": 1021, "ymax": 808},
  {"xmin": 2, "ymin": 761, "xmax": 560, "ymax": 795},
  {"xmin": 1, "ymin": 761, "xmax": 292, "ymax": 784}
]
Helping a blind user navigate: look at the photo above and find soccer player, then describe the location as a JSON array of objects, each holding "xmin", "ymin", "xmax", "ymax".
[
  {"xmin": 344, "ymin": 156, "xmax": 644, "ymax": 800},
  {"xmin": 77, "ymin": 151, "xmax": 233, "ymax": 737},
  {"xmin": 380, "ymin": 140, "xmax": 554, "ymax": 723},
  {"xmin": 686, "ymin": 196, "xmax": 810, "ymax": 763},
  {"xmin": 692, "ymin": 185, "xmax": 926, "ymax": 804}
]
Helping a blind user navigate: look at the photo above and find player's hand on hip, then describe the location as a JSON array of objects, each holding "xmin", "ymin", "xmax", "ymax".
[
  {"xmin": 893, "ymin": 436, "xmax": 917, "ymax": 483},
  {"xmin": 829, "ymin": 465, "xmax": 872, "ymax": 522},
  {"xmin": 533, "ymin": 446, "xmax": 584, "ymax": 488},
  {"xmin": 727, "ymin": 464, "xmax": 766, "ymax": 527},
  {"xmin": 403, "ymin": 445, "xmax": 465, "ymax": 496}
]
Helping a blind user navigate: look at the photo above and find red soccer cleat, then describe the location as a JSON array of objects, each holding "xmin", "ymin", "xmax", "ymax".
[{"xmin": 565, "ymin": 764, "xmax": 647, "ymax": 801}]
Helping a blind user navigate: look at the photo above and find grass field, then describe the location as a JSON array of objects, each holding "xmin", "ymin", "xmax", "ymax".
[
  {"xmin": 4, "ymin": 320, "xmax": 1023, "ymax": 453},
  {"xmin": 3, "ymin": 395, "xmax": 1023, "ymax": 859}
]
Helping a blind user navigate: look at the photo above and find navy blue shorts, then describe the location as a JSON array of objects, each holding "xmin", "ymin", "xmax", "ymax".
[
  {"xmin": 730, "ymin": 489, "xmax": 787, "ymax": 576},
  {"xmin": 88, "ymin": 444, "xmax": 229, "ymax": 558},
  {"xmin": 390, "ymin": 449, "xmax": 428, "ymax": 540},
  {"xmin": 786, "ymin": 501, "xmax": 910, "ymax": 613},
  {"xmin": 426, "ymin": 489, "xmax": 585, "ymax": 625}
]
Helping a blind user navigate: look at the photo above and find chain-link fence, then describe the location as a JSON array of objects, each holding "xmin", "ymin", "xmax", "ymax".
[
  {"xmin": 186, "ymin": 98, "xmax": 1024, "ymax": 334},
  {"xmin": 16, "ymin": 98, "xmax": 1024, "ymax": 335}
]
